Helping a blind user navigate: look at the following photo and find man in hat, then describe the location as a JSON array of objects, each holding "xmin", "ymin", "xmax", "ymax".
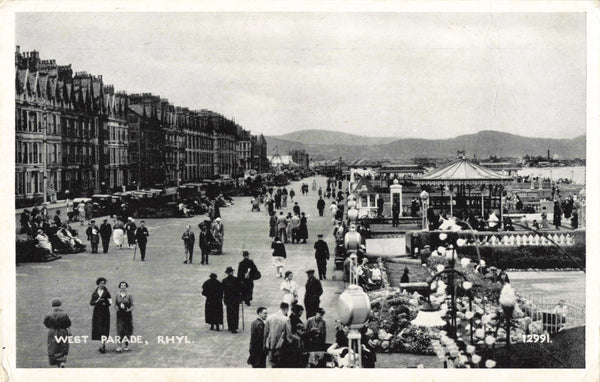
[
  {"xmin": 86, "ymin": 220, "xmax": 100, "ymax": 253},
  {"xmin": 99, "ymin": 218, "xmax": 112, "ymax": 254},
  {"xmin": 313, "ymin": 234, "xmax": 330, "ymax": 280},
  {"xmin": 135, "ymin": 221, "xmax": 149, "ymax": 261},
  {"xmin": 304, "ymin": 270, "xmax": 323, "ymax": 319},
  {"xmin": 222, "ymin": 266, "xmax": 242, "ymax": 333},
  {"xmin": 181, "ymin": 225, "xmax": 195, "ymax": 264},
  {"xmin": 199, "ymin": 222, "xmax": 211, "ymax": 265},
  {"xmin": 238, "ymin": 250, "xmax": 259, "ymax": 306}
]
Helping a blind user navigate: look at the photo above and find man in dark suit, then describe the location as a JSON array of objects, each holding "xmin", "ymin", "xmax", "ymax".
[
  {"xmin": 222, "ymin": 266, "xmax": 242, "ymax": 333},
  {"xmin": 86, "ymin": 220, "xmax": 100, "ymax": 253},
  {"xmin": 247, "ymin": 307, "xmax": 268, "ymax": 368},
  {"xmin": 313, "ymin": 234, "xmax": 330, "ymax": 280},
  {"xmin": 99, "ymin": 218, "xmax": 112, "ymax": 254},
  {"xmin": 135, "ymin": 220, "xmax": 149, "ymax": 261},
  {"xmin": 304, "ymin": 270, "xmax": 323, "ymax": 318},
  {"xmin": 237, "ymin": 251, "xmax": 259, "ymax": 306},
  {"xmin": 316, "ymin": 197, "xmax": 326, "ymax": 217},
  {"xmin": 198, "ymin": 223, "xmax": 211, "ymax": 265}
]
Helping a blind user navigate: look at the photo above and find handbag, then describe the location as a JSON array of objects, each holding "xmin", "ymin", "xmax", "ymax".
[{"xmin": 253, "ymin": 269, "xmax": 262, "ymax": 281}]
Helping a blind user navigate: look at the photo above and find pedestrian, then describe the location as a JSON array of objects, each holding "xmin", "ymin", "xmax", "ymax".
[
  {"xmin": 318, "ymin": 187, "xmax": 322, "ymax": 197},
  {"xmin": 314, "ymin": 234, "xmax": 330, "ymax": 280},
  {"xmin": 377, "ymin": 196, "xmax": 384, "ymax": 217},
  {"xmin": 272, "ymin": 236, "xmax": 287, "ymax": 278},
  {"xmin": 99, "ymin": 218, "xmax": 112, "ymax": 254},
  {"xmin": 304, "ymin": 270, "xmax": 323, "ymax": 318},
  {"xmin": 78, "ymin": 202, "xmax": 86, "ymax": 225},
  {"xmin": 571, "ymin": 210, "xmax": 579, "ymax": 229},
  {"xmin": 264, "ymin": 302, "xmax": 293, "ymax": 368},
  {"xmin": 247, "ymin": 307, "xmax": 268, "ymax": 368},
  {"xmin": 312, "ymin": 179, "xmax": 317, "ymax": 191},
  {"xmin": 199, "ymin": 222, "xmax": 211, "ymax": 265},
  {"xmin": 286, "ymin": 213, "xmax": 294, "ymax": 244},
  {"xmin": 392, "ymin": 201, "xmax": 400, "ymax": 227},
  {"xmin": 329, "ymin": 201, "xmax": 338, "ymax": 220},
  {"xmin": 289, "ymin": 304, "xmax": 304, "ymax": 336},
  {"xmin": 317, "ymin": 197, "xmax": 325, "ymax": 217},
  {"xmin": 299, "ymin": 212, "xmax": 309, "ymax": 244},
  {"xmin": 400, "ymin": 267, "xmax": 410, "ymax": 283},
  {"xmin": 86, "ymin": 220, "xmax": 100, "ymax": 253},
  {"xmin": 115, "ymin": 281, "xmax": 134, "ymax": 353},
  {"xmin": 290, "ymin": 213, "xmax": 300, "ymax": 244},
  {"xmin": 280, "ymin": 271, "xmax": 298, "ymax": 306},
  {"xmin": 53, "ymin": 210, "xmax": 62, "ymax": 228},
  {"xmin": 541, "ymin": 207, "xmax": 549, "ymax": 229},
  {"xmin": 182, "ymin": 225, "xmax": 195, "ymax": 264},
  {"xmin": 113, "ymin": 219, "xmax": 125, "ymax": 249},
  {"xmin": 90, "ymin": 277, "xmax": 111, "ymax": 353},
  {"xmin": 289, "ymin": 189, "xmax": 295, "ymax": 201},
  {"xmin": 269, "ymin": 211, "xmax": 278, "ymax": 238},
  {"xmin": 281, "ymin": 192, "xmax": 288, "ymax": 208},
  {"xmin": 211, "ymin": 217, "xmax": 224, "ymax": 254},
  {"xmin": 305, "ymin": 308, "xmax": 326, "ymax": 350},
  {"xmin": 280, "ymin": 323, "xmax": 306, "ymax": 368},
  {"xmin": 44, "ymin": 298, "xmax": 71, "ymax": 367},
  {"xmin": 276, "ymin": 212, "xmax": 288, "ymax": 243},
  {"xmin": 267, "ymin": 197, "xmax": 275, "ymax": 216},
  {"xmin": 293, "ymin": 202, "xmax": 301, "ymax": 216},
  {"xmin": 125, "ymin": 217, "xmax": 137, "ymax": 249},
  {"xmin": 222, "ymin": 266, "xmax": 242, "ymax": 333},
  {"xmin": 202, "ymin": 273, "xmax": 224, "ymax": 331},
  {"xmin": 238, "ymin": 250, "xmax": 260, "ymax": 306},
  {"xmin": 134, "ymin": 221, "xmax": 149, "ymax": 261},
  {"xmin": 553, "ymin": 201, "xmax": 562, "ymax": 228},
  {"xmin": 85, "ymin": 201, "xmax": 93, "ymax": 222},
  {"xmin": 274, "ymin": 191, "xmax": 281, "ymax": 209}
]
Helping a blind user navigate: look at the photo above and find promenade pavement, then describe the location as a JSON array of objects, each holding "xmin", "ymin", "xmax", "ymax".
[{"xmin": 16, "ymin": 176, "xmax": 346, "ymax": 368}]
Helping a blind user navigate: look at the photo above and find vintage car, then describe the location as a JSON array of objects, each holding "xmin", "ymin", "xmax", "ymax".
[{"xmin": 91, "ymin": 194, "xmax": 115, "ymax": 217}]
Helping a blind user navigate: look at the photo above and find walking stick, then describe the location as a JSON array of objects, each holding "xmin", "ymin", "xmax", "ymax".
[{"xmin": 241, "ymin": 301, "xmax": 245, "ymax": 331}]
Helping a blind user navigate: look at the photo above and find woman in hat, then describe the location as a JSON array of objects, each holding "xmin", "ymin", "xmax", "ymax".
[
  {"xmin": 90, "ymin": 277, "xmax": 112, "ymax": 353},
  {"xmin": 115, "ymin": 281, "xmax": 134, "ymax": 353},
  {"xmin": 271, "ymin": 236, "xmax": 287, "ymax": 278},
  {"xmin": 125, "ymin": 217, "xmax": 137, "ymax": 249},
  {"xmin": 400, "ymin": 267, "xmax": 410, "ymax": 283},
  {"xmin": 298, "ymin": 212, "xmax": 309, "ymax": 244},
  {"xmin": 44, "ymin": 299, "xmax": 71, "ymax": 367},
  {"xmin": 202, "ymin": 273, "xmax": 224, "ymax": 331}
]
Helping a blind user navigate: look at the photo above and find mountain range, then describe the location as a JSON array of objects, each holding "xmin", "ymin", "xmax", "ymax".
[{"xmin": 265, "ymin": 130, "xmax": 586, "ymax": 161}]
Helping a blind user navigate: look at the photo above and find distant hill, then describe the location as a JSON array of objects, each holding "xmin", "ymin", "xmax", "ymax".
[
  {"xmin": 272, "ymin": 129, "xmax": 397, "ymax": 146},
  {"xmin": 265, "ymin": 130, "xmax": 586, "ymax": 161}
]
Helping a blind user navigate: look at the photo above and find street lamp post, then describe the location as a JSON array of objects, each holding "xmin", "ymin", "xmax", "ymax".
[{"xmin": 420, "ymin": 189, "xmax": 429, "ymax": 230}]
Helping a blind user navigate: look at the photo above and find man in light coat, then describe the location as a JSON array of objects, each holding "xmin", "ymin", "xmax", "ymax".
[{"xmin": 263, "ymin": 302, "xmax": 293, "ymax": 368}]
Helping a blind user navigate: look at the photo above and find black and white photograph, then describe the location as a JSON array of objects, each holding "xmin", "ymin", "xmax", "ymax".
[{"xmin": 1, "ymin": 1, "xmax": 599, "ymax": 380}]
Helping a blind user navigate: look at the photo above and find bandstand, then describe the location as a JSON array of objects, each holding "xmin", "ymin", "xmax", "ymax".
[{"xmin": 412, "ymin": 157, "xmax": 513, "ymax": 226}]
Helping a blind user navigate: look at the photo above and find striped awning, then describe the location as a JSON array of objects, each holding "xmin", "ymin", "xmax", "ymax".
[{"xmin": 412, "ymin": 158, "xmax": 513, "ymax": 186}]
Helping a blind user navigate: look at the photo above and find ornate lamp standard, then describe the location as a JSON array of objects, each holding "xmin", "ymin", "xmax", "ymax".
[{"xmin": 420, "ymin": 189, "xmax": 429, "ymax": 230}]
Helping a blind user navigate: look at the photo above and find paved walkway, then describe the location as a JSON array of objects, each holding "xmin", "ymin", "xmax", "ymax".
[{"xmin": 16, "ymin": 176, "xmax": 345, "ymax": 368}]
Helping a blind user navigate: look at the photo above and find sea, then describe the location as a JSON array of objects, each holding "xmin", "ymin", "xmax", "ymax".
[{"xmin": 516, "ymin": 166, "xmax": 586, "ymax": 185}]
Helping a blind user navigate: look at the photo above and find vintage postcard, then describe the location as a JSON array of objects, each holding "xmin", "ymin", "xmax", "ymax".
[{"xmin": 0, "ymin": 1, "xmax": 598, "ymax": 381}]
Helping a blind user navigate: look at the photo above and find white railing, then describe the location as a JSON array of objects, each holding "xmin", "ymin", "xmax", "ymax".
[{"xmin": 459, "ymin": 231, "xmax": 577, "ymax": 247}]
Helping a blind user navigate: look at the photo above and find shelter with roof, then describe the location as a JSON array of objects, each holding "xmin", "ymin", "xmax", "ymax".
[
  {"xmin": 412, "ymin": 156, "xmax": 513, "ymax": 222},
  {"xmin": 351, "ymin": 176, "xmax": 380, "ymax": 218}
]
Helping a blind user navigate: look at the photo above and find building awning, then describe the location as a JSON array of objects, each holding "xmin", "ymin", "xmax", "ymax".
[{"xmin": 412, "ymin": 157, "xmax": 513, "ymax": 186}]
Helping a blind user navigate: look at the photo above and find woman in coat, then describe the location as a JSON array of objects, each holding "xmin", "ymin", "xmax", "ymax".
[
  {"xmin": 90, "ymin": 277, "xmax": 111, "ymax": 353},
  {"xmin": 269, "ymin": 212, "xmax": 278, "ymax": 238},
  {"xmin": 271, "ymin": 236, "xmax": 287, "ymax": 278},
  {"xmin": 298, "ymin": 212, "xmax": 309, "ymax": 244},
  {"xmin": 125, "ymin": 218, "xmax": 137, "ymax": 249},
  {"xmin": 115, "ymin": 281, "xmax": 134, "ymax": 352},
  {"xmin": 113, "ymin": 218, "xmax": 125, "ymax": 249},
  {"xmin": 280, "ymin": 271, "xmax": 298, "ymax": 306},
  {"xmin": 202, "ymin": 273, "xmax": 224, "ymax": 331},
  {"xmin": 44, "ymin": 299, "xmax": 71, "ymax": 367}
]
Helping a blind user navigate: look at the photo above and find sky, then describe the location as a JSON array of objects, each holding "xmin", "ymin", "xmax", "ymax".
[{"xmin": 16, "ymin": 12, "xmax": 587, "ymax": 139}]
